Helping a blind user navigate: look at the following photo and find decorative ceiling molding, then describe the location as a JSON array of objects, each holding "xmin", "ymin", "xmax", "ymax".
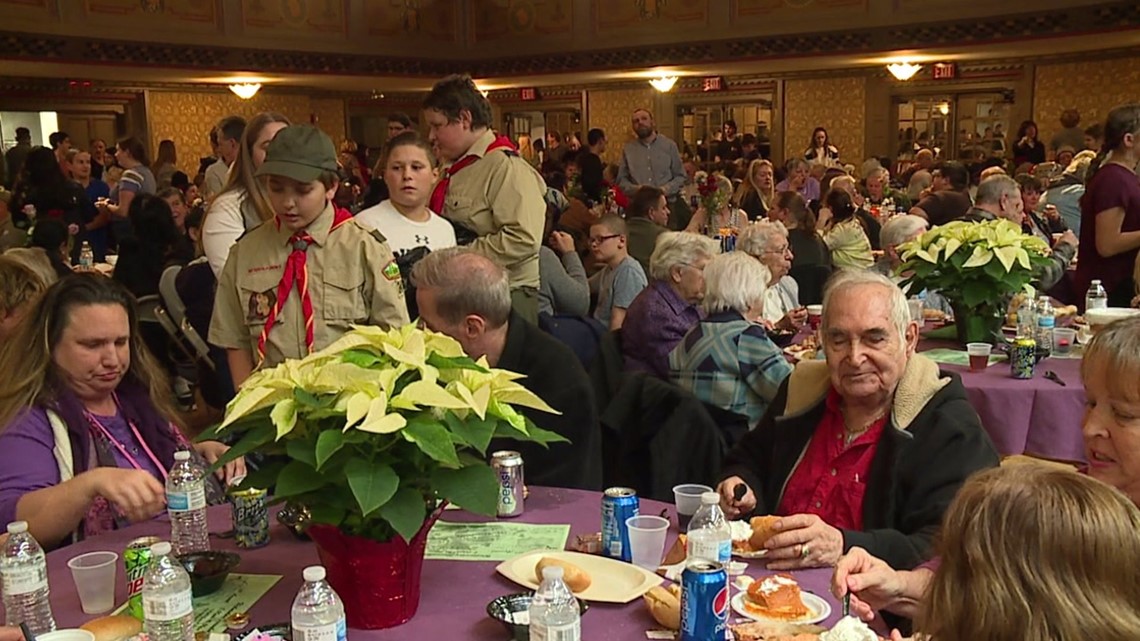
[{"xmin": 1, "ymin": 1, "xmax": 1138, "ymax": 81}]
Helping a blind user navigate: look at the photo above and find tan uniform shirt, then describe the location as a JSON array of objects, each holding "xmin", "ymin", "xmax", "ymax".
[
  {"xmin": 441, "ymin": 129, "xmax": 546, "ymax": 289},
  {"xmin": 209, "ymin": 203, "xmax": 409, "ymax": 369}
]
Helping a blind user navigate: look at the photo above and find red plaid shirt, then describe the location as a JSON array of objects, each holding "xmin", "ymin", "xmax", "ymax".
[{"xmin": 776, "ymin": 389, "xmax": 887, "ymax": 530}]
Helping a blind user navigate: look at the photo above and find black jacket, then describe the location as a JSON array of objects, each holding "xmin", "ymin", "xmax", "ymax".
[{"xmin": 719, "ymin": 355, "xmax": 999, "ymax": 570}]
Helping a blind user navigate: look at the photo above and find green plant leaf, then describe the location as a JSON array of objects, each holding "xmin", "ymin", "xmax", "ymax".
[
  {"xmin": 205, "ymin": 421, "xmax": 275, "ymax": 473},
  {"xmin": 345, "ymin": 460, "xmax": 399, "ymax": 517},
  {"xmin": 293, "ymin": 387, "xmax": 322, "ymax": 408},
  {"xmin": 286, "ymin": 439, "xmax": 317, "ymax": 468},
  {"xmin": 233, "ymin": 459, "xmax": 286, "ymax": 491},
  {"xmin": 426, "ymin": 352, "xmax": 490, "ymax": 373},
  {"xmin": 275, "ymin": 461, "xmax": 328, "ymax": 498},
  {"xmin": 432, "ymin": 464, "xmax": 499, "ymax": 516},
  {"xmin": 270, "ymin": 398, "xmax": 299, "ymax": 440},
  {"xmin": 402, "ymin": 418, "xmax": 460, "ymax": 467},
  {"xmin": 378, "ymin": 487, "xmax": 428, "ymax": 543},
  {"xmin": 315, "ymin": 429, "xmax": 346, "ymax": 470},
  {"xmin": 307, "ymin": 502, "xmax": 347, "ymax": 528},
  {"xmin": 342, "ymin": 348, "xmax": 384, "ymax": 368},
  {"xmin": 444, "ymin": 412, "xmax": 497, "ymax": 455}
]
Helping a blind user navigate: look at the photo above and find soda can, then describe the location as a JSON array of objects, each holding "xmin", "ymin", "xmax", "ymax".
[
  {"xmin": 1010, "ymin": 335, "xmax": 1037, "ymax": 380},
  {"xmin": 230, "ymin": 487, "xmax": 270, "ymax": 548},
  {"xmin": 491, "ymin": 450, "xmax": 525, "ymax": 518},
  {"xmin": 680, "ymin": 560, "xmax": 729, "ymax": 641},
  {"xmin": 601, "ymin": 487, "xmax": 639, "ymax": 561},
  {"xmin": 124, "ymin": 535, "xmax": 161, "ymax": 620}
]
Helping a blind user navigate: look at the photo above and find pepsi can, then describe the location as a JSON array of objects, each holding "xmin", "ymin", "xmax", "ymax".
[
  {"xmin": 601, "ymin": 487, "xmax": 639, "ymax": 561},
  {"xmin": 681, "ymin": 560, "xmax": 728, "ymax": 641},
  {"xmin": 491, "ymin": 450, "xmax": 524, "ymax": 517}
]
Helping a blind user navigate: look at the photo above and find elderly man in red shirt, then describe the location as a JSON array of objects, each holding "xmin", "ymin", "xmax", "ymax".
[{"xmin": 716, "ymin": 270, "xmax": 998, "ymax": 571}]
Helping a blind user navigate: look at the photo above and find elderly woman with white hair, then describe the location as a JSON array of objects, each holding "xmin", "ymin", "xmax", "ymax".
[
  {"xmin": 686, "ymin": 174, "xmax": 749, "ymax": 236},
  {"xmin": 715, "ymin": 270, "xmax": 998, "ymax": 571},
  {"xmin": 667, "ymin": 252, "xmax": 793, "ymax": 428},
  {"xmin": 875, "ymin": 215, "xmax": 953, "ymax": 316},
  {"xmin": 623, "ymin": 232, "xmax": 720, "ymax": 378},
  {"xmin": 737, "ymin": 220, "xmax": 807, "ymax": 332},
  {"xmin": 864, "ymin": 166, "xmax": 911, "ymax": 212}
]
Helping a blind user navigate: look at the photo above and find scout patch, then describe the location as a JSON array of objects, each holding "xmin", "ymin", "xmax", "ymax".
[
  {"xmin": 247, "ymin": 288, "xmax": 276, "ymax": 321},
  {"xmin": 382, "ymin": 260, "xmax": 401, "ymax": 282}
]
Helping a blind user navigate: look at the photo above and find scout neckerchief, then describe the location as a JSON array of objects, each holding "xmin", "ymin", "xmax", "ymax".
[
  {"xmin": 257, "ymin": 207, "xmax": 354, "ymax": 364},
  {"xmin": 429, "ymin": 135, "xmax": 517, "ymax": 215}
]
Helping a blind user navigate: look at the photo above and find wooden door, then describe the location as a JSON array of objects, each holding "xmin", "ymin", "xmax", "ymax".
[{"xmin": 57, "ymin": 114, "xmax": 118, "ymax": 151}]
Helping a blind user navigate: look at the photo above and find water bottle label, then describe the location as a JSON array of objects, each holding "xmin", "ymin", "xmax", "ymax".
[
  {"xmin": 0, "ymin": 565, "xmax": 47, "ymax": 595},
  {"xmin": 547, "ymin": 621, "xmax": 581, "ymax": 641},
  {"xmin": 1037, "ymin": 318, "xmax": 1055, "ymax": 329},
  {"xmin": 142, "ymin": 589, "xmax": 193, "ymax": 621},
  {"xmin": 293, "ymin": 618, "xmax": 346, "ymax": 641},
  {"xmin": 167, "ymin": 485, "xmax": 206, "ymax": 512},
  {"xmin": 717, "ymin": 539, "xmax": 732, "ymax": 564}
]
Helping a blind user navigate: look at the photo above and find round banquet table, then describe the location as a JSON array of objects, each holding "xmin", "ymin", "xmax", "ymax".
[
  {"xmin": 918, "ymin": 338, "xmax": 1087, "ymax": 463},
  {"xmin": 42, "ymin": 488, "xmax": 850, "ymax": 640}
]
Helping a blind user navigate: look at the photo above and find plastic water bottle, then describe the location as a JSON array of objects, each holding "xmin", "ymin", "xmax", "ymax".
[
  {"xmin": 686, "ymin": 492, "xmax": 732, "ymax": 565},
  {"xmin": 166, "ymin": 450, "xmax": 210, "ymax": 556},
  {"xmin": 1, "ymin": 522, "xmax": 56, "ymax": 633},
  {"xmin": 142, "ymin": 541, "xmax": 194, "ymax": 641},
  {"xmin": 528, "ymin": 565, "xmax": 581, "ymax": 641},
  {"xmin": 1086, "ymin": 279, "xmax": 1108, "ymax": 312},
  {"xmin": 1017, "ymin": 298, "xmax": 1036, "ymax": 338},
  {"xmin": 78, "ymin": 241, "xmax": 94, "ymax": 269},
  {"xmin": 291, "ymin": 566, "xmax": 347, "ymax": 641},
  {"xmin": 1036, "ymin": 296, "xmax": 1055, "ymax": 355}
]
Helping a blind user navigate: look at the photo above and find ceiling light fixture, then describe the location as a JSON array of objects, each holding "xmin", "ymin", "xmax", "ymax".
[
  {"xmin": 886, "ymin": 62, "xmax": 922, "ymax": 81},
  {"xmin": 938, "ymin": 103, "xmax": 950, "ymax": 115},
  {"xmin": 228, "ymin": 83, "xmax": 261, "ymax": 99},
  {"xmin": 649, "ymin": 76, "xmax": 678, "ymax": 92}
]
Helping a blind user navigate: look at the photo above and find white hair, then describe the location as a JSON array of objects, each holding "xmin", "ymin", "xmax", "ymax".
[
  {"xmin": 702, "ymin": 252, "xmax": 771, "ymax": 316},
  {"xmin": 736, "ymin": 219, "xmax": 788, "ymax": 257},
  {"xmin": 866, "ymin": 166, "xmax": 890, "ymax": 183},
  {"xmin": 880, "ymin": 214, "xmax": 928, "ymax": 250},
  {"xmin": 975, "ymin": 175, "xmax": 1019, "ymax": 206},
  {"xmin": 822, "ymin": 269, "xmax": 910, "ymax": 342},
  {"xmin": 648, "ymin": 232, "xmax": 720, "ymax": 281},
  {"xmin": 907, "ymin": 170, "xmax": 932, "ymax": 202}
]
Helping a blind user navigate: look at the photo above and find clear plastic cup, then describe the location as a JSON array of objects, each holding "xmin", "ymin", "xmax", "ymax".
[
  {"xmin": 67, "ymin": 551, "xmax": 118, "ymax": 614},
  {"xmin": 626, "ymin": 515, "xmax": 670, "ymax": 569},
  {"xmin": 1053, "ymin": 327, "xmax": 1077, "ymax": 356},
  {"xmin": 966, "ymin": 342, "xmax": 992, "ymax": 372},
  {"xmin": 673, "ymin": 484, "xmax": 713, "ymax": 529}
]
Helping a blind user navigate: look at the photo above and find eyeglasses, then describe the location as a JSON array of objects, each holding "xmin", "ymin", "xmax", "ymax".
[
  {"xmin": 762, "ymin": 245, "xmax": 792, "ymax": 255},
  {"xmin": 589, "ymin": 234, "xmax": 621, "ymax": 245}
]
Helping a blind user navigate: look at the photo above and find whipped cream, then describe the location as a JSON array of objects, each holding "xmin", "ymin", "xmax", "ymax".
[
  {"xmin": 729, "ymin": 520, "xmax": 753, "ymax": 542},
  {"xmin": 820, "ymin": 615, "xmax": 878, "ymax": 641},
  {"xmin": 757, "ymin": 575, "xmax": 798, "ymax": 595}
]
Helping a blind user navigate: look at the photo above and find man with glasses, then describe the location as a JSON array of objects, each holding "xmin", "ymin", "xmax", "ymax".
[
  {"xmin": 738, "ymin": 220, "xmax": 807, "ymax": 333},
  {"xmin": 589, "ymin": 214, "xmax": 647, "ymax": 330}
]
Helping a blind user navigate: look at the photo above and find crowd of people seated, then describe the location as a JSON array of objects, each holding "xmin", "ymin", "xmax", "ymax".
[{"xmin": 3, "ymin": 77, "xmax": 1140, "ymax": 638}]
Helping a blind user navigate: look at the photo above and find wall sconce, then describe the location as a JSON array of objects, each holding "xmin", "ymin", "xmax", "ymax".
[
  {"xmin": 228, "ymin": 83, "xmax": 261, "ymax": 99},
  {"xmin": 938, "ymin": 103, "xmax": 950, "ymax": 116},
  {"xmin": 886, "ymin": 63, "xmax": 922, "ymax": 81},
  {"xmin": 649, "ymin": 76, "xmax": 678, "ymax": 92}
]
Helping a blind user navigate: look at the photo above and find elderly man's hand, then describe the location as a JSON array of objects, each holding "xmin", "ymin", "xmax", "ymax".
[
  {"xmin": 716, "ymin": 476, "xmax": 756, "ymax": 519},
  {"xmin": 763, "ymin": 514, "xmax": 844, "ymax": 570}
]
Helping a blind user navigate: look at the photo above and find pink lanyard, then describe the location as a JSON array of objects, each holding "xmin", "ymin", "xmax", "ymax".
[{"xmin": 83, "ymin": 398, "xmax": 169, "ymax": 482}]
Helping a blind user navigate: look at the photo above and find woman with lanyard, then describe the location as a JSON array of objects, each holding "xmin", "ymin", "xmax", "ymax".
[{"xmin": 0, "ymin": 275, "xmax": 243, "ymax": 550}]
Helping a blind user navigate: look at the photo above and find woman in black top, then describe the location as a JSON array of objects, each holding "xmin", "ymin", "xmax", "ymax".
[
  {"xmin": 113, "ymin": 194, "xmax": 185, "ymax": 298},
  {"xmin": 1013, "ymin": 120, "xmax": 1046, "ymax": 166}
]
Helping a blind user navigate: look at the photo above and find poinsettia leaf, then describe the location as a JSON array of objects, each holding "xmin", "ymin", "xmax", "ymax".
[
  {"xmin": 432, "ymin": 464, "xmax": 498, "ymax": 517},
  {"xmin": 378, "ymin": 487, "xmax": 428, "ymax": 543},
  {"xmin": 205, "ymin": 421, "xmax": 274, "ymax": 473},
  {"xmin": 293, "ymin": 387, "xmax": 322, "ymax": 408},
  {"xmin": 315, "ymin": 429, "xmax": 346, "ymax": 470},
  {"xmin": 307, "ymin": 503, "xmax": 347, "ymax": 528},
  {"xmin": 443, "ymin": 411, "xmax": 497, "ymax": 456},
  {"xmin": 342, "ymin": 348, "xmax": 384, "ymax": 369},
  {"xmin": 402, "ymin": 419, "xmax": 460, "ymax": 467},
  {"xmin": 426, "ymin": 352, "xmax": 489, "ymax": 373},
  {"xmin": 286, "ymin": 439, "xmax": 317, "ymax": 468},
  {"xmin": 275, "ymin": 461, "xmax": 328, "ymax": 498},
  {"xmin": 345, "ymin": 460, "xmax": 399, "ymax": 517}
]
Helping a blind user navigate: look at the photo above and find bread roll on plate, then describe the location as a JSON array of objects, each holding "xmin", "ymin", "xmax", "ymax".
[
  {"xmin": 81, "ymin": 615, "xmax": 143, "ymax": 641},
  {"xmin": 643, "ymin": 584, "xmax": 681, "ymax": 630},
  {"xmin": 749, "ymin": 515, "xmax": 780, "ymax": 551},
  {"xmin": 535, "ymin": 556, "xmax": 592, "ymax": 593}
]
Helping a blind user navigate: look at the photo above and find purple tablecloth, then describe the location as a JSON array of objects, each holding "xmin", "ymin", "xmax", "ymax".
[
  {"xmin": 42, "ymin": 488, "xmax": 848, "ymax": 640},
  {"xmin": 919, "ymin": 339, "xmax": 1087, "ymax": 463}
]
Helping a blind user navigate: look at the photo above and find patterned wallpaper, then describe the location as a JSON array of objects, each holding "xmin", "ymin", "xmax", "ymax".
[
  {"xmin": 1033, "ymin": 55, "xmax": 1140, "ymax": 151},
  {"xmin": 783, "ymin": 76, "xmax": 866, "ymax": 165},
  {"xmin": 146, "ymin": 91, "xmax": 346, "ymax": 176},
  {"xmin": 586, "ymin": 87, "xmax": 658, "ymax": 165}
]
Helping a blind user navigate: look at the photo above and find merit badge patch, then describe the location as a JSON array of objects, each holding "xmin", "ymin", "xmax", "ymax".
[
  {"xmin": 247, "ymin": 288, "xmax": 276, "ymax": 321},
  {"xmin": 382, "ymin": 260, "xmax": 401, "ymax": 282}
]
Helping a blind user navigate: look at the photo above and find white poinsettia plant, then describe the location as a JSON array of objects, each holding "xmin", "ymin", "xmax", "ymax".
[
  {"xmin": 198, "ymin": 324, "xmax": 565, "ymax": 543},
  {"xmin": 897, "ymin": 219, "xmax": 1052, "ymax": 313}
]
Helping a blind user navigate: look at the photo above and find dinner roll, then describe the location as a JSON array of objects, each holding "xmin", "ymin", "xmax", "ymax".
[
  {"xmin": 535, "ymin": 557, "xmax": 592, "ymax": 593},
  {"xmin": 81, "ymin": 615, "xmax": 143, "ymax": 641}
]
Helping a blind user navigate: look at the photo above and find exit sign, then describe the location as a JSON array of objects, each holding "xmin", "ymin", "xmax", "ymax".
[
  {"xmin": 702, "ymin": 76, "xmax": 724, "ymax": 92},
  {"xmin": 933, "ymin": 63, "xmax": 957, "ymax": 80},
  {"xmin": 520, "ymin": 87, "xmax": 538, "ymax": 101}
]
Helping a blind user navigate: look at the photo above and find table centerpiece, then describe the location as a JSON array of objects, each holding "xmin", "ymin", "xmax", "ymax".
[
  {"xmin": 198, "ymin": 324, "xmax": 564, "ymax": 629},
  {"xmin": 897, "ymin": 219, "xmax": 1051, "ymax": 344}
]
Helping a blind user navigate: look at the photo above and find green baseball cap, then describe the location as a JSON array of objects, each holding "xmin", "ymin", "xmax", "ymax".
[{"xmin": 256, "ymin": 124, "xmax": 339, "ymax": 182}]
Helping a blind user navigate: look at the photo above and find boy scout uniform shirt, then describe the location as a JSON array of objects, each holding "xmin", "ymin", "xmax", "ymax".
[
  {"xmin": 209, "ymin": 203, "xmax": 409, "ymax": 368},
  {"xmin": 442, "ymin": 129, "xmax": 546, "ymax": 289}
]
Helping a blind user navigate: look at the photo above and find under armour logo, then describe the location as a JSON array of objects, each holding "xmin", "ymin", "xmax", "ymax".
[{"xmin": 415, "ymin": 235, "xmax": 430, "ymax": 245}]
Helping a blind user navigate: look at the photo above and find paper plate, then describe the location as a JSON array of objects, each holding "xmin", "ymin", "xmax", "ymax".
[
  {"xmin": 495, "ymin": 550, "xmax": 663, "ymax": 604},
  {"xmin": 731, "ymin": 591, "xmax": 831, "ymax": 625}
]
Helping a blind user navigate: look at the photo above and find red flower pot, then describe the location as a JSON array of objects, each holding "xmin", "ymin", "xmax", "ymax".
[{"xmin": 308, "ymin": 510, "xmax": 442, "ymax": 630}]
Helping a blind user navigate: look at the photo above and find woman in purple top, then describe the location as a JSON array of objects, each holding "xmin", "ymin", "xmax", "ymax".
[
  {"xmin": 0, "ymin": 275, "xmax": 244, "ymax": 549},
  {"xmin": 775, "ymin": 157, "xmax": 822, "ymax": 203},
  {"xmin": 621, "ymin": 231, "xmax": 719, "ymax": 378}
]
